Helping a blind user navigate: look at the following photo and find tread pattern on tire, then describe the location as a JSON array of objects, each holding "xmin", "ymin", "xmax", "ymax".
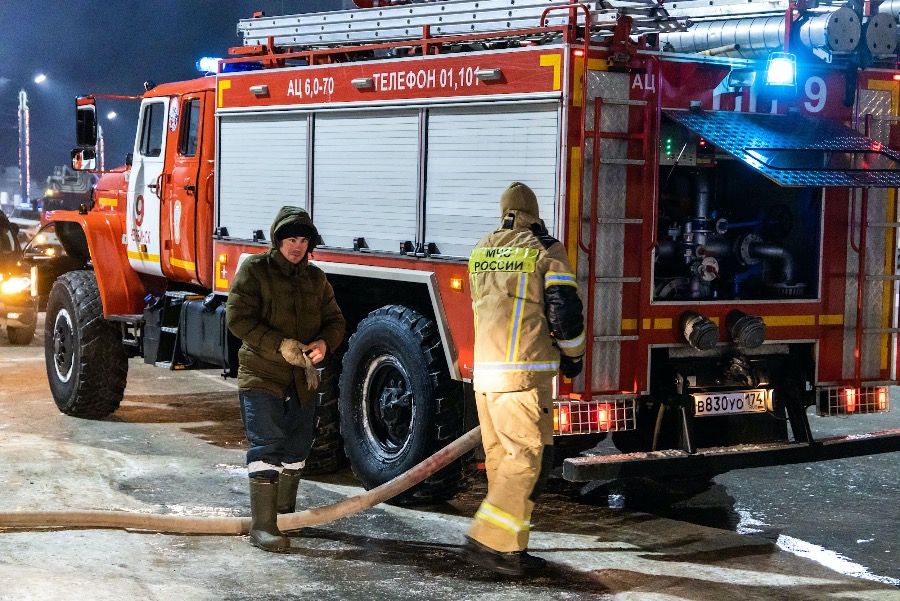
[
  {"xmin": 341, "ymin": 304, "xmax": 466, "ymax": 505},
  {"xmin": 45, "ymin": 271, "xmax": 128, "ymax": 419},
  {"xmin": 303, "ymin": 357, "xmax": 348, "ymax": 474}
]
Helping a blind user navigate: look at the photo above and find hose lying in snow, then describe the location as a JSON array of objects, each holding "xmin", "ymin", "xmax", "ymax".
[{"xmin": 0, "ymin": 426, "xmax": 482, "ymax": 535}]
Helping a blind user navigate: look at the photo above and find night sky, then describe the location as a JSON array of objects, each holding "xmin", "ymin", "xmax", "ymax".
[{"xmin": 0, "ymin": 0, "xmax": 347, "ymax": 194}]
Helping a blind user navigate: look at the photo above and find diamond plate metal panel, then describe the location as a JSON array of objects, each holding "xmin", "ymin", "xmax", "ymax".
[
  {"xmin": 842, "ymin": 186, "xmax": 896, "ymax": 379},
  {"xmin": 665, "ymin": 109, "xmax": 900, "ymax": 188},
  {"xmin": 584, "ymin": 71, "xmax": 633, "ymax": 392},
  {"xmin": 859, "ymin": 89, "xmax": 892, "ymax": 147},
  {"xmin": 842, "ymin": 190, "xmax": 860, "ymax": 379},
  {"xmin": 592, "ymin": 340, "xmax": 622, "ymax": 391},
  {"xmin": 862, "ymin": 187, "xmax": 891, "ymax": 378}
]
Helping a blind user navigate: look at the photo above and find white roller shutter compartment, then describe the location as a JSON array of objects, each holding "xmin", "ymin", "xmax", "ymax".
[
  {"xmin": 425, "ymin": 104, "xmax": 559, "ymax": 257},
  {"xmin": 313, "ymin": 111, "xmax": 419, "ymax": 252},
  {"xmin": 218, "ymin": 113, "xmax": 308, "ymax": 241}
]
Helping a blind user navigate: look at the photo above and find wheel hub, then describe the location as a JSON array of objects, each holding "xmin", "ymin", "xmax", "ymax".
[
  {"xmin": 53, "ymin": 309, "xmax": 75, "ymax": 383},
  {"xmin": 378, "ymin": 383, "xmax": 411, "ymax": 428},
  {"xmin": 363, "ymin": 355, "xmax": 414, "ymax": 453}
]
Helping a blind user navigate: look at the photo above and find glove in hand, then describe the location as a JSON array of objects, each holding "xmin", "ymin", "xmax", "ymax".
[
  {"xmin": 279, "ymin": 339, "xmax": 320, "ymax": 390},
  {"xmin": 559, "ymin": 355, "xmax": 584, "ymax": 378}
]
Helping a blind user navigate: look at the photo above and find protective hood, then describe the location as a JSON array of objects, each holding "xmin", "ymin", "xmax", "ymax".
[
  {"xmin": 269, "ymin": 205, "xmax": 320, "ymax": 251},
  {"xmin": 499, "ymin": 182, "xmax": 544, "ymax": 230},
  {"xmin": 500, "ymin": 182, "xmax": 540, "ymax": 218}
]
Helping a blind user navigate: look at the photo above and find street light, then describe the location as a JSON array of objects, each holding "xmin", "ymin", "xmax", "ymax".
[
  {"xmin": 17, "ymin": 89, "xmax": 29, "ymax": 205},
  {"xmin": 16, "ymin": 73, "xmax": 47, "ymax": 206},
  {"xmin": 99, "ymin": 111, "xmax": 117, "ymax": 171}
]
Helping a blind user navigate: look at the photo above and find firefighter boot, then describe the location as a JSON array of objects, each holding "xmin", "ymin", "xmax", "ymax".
[
  {"xmin": 461, "ymin": 536, "xmax": 523, "ymax": 577},
  {"xmin": 277, "ymin": 469, "xmax": 302, "ymax": 514},
  {"xmin": 248, "ymin": 477, "xmax": 290, "ymax": 552},
  {"xmin": 520, "ymin": 551, "xmax": 548, "ymax": 571}
]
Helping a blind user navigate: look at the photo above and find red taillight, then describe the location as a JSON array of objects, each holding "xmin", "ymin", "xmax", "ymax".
[
  {"xmin": 556, "ymin": 405, "xmax": 571, "ymax": 434},
  {"xmin": 554, "ymin": 399, "xmax": 636, "ymax": 434},
  {"xmin": 573, "ymin": 49, "xmax": 585, "ymax": 58},
  {"xmin": 592, "ymin": 403, "xmax": 612, "ymax": 431},
  {"xmin": 820, "ymin": 386, "xmax": 890, "ymax": 416}
]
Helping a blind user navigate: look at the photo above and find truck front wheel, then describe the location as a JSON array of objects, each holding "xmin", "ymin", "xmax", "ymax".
[
  {"xmin": 45, "ymin": 271, "xmax": 128, "ymax": 418},
  {"xmin": 339, "ymin": 305, "xmax": 464, "ymax": 505}
]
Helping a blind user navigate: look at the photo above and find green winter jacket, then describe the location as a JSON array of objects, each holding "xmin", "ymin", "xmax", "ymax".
[{"xmin": 226, "ymin": 206, "xmax": 345, "ymax": 399}]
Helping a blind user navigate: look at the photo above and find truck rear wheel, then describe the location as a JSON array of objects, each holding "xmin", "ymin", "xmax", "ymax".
[
  {"xmin": 44, "ymin": 271, "xmax": 128, "ymax": 418},
  {"xmin": 303, "ymin": 356, "xmax": 348, "ymax": 474},
  {"xmin": 339, "ymin": 305, "xmax": 464, "ymax": 505}
]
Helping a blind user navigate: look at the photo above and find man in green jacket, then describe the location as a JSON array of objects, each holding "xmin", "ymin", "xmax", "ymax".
[{"xmin": 226, "ymin": 206, "xmax": 345, "ymax": 552}]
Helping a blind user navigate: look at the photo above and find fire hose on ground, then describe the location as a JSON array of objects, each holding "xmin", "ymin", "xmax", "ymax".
[{"xmin": 0, "ymin": 426, "xmax": 482, "ymax": 535}]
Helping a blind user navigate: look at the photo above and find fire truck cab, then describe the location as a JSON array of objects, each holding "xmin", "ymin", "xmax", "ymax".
[{"xmin": 38, "ymin": 0, "xmax": 900, "ymax": 503}]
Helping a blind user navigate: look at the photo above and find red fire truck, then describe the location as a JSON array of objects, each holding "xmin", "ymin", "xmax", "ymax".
[{"xmin": 36, "ymin": 0, "xmax": 900, "ymax": 503}]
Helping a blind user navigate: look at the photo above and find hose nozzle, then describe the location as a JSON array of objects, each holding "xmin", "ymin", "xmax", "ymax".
[
  {"xmin": 681, "ymin": 311, "xmax": 719, "ymax": 351},
  {"xmin": 726, "ymin": 310, "xmax": 766, "ymax": 349}
]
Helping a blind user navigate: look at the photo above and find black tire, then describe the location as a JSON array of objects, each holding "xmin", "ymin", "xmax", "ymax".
[
  {"xmin": 7, "ymin": 324, "xmax": 35, "ymax": 346},
  {"xmin": 45, "ymin": 271, "xmax": 128, "ymax": 418},
  {"xmin": 303, "ymin": 356, "xmax": 348, "ymax": 474},
  {"xmin": 339, "ymin": 305, "xmax": 464, "ymax": 505}
]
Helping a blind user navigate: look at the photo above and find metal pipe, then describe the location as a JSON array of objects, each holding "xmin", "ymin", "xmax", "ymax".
[
  {"xmin": 748, "ymin": 242, "xmax": 795, "ymax": 283},
  {"xmin": 656, "ymin": 239, "xmax": 677, "ymax": 260},
  {"xmin": 694, "ymin": 170, "xmax": 710, "ymax": 220},
  {"xmin": 659, "ymin": 8, "xmax": 862, "ymax": 59},
  {"xmin": 878, "ymin": 0, "xmax": 900, "ymax": 21}
]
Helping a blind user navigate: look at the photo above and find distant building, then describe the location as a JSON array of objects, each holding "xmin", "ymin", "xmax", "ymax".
[
  {"xmin": 41, "ymin": 166, "xmax": 95, "ymax": 213},
  {"xmin": 0, "ymin": 166, "xmax": 23, "ymax": 212}
]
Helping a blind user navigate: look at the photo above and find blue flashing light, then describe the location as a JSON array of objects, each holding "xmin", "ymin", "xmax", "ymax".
[
  {"xmin": 196, "ymin": 56, "xmax": 222, "ymax": 74},
  {"xmin": 765, "ymin": 52, "xmax": 797, "ymax": 87},
  {"xmin": 221, "ymin": 61, "xmax": 266, "ymax": 73}
]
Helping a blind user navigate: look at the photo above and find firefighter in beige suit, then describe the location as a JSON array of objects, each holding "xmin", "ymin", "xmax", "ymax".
[{"xmin": 462, "ymin": 182, "xmax": 586, "ymax": 576}]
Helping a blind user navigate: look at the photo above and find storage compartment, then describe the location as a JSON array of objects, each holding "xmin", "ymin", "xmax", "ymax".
[{"xmin": 179, "ymin": 295, "xmax": 239, "ymax": 374}]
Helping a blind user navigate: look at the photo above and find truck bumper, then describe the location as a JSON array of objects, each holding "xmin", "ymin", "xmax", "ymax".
[{"xmin": 562, "ymin": 428, "xmax": 900, "ymax": 481}]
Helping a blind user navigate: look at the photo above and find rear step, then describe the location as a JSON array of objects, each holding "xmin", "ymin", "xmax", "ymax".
[{"xmin": 563, "ymin": 428, "xmax": 900, "ymax": 481}]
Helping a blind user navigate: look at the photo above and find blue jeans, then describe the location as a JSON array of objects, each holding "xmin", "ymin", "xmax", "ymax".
[{"xmin": 239, "ymin": 383, "xmax": 317, "ymax": 478}]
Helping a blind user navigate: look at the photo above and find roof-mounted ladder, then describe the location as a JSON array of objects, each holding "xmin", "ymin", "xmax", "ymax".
[
  {"xmin": 237, "ymin": 0, "xmax": 871, "ymax": 51},
  {"xmin": 237, "ymin": 0, "xmax": 689, "ymax": 49}
]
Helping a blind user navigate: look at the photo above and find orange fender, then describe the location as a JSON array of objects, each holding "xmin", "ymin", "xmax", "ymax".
[{"xmin": 50, "ymin": 212, "xmax": 146, "ymax": 317}]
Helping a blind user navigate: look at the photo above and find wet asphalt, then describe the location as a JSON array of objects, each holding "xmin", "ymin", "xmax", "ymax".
[{"xmin": 0, "ymin": 317, "xmax": 898, "ymax": 600}]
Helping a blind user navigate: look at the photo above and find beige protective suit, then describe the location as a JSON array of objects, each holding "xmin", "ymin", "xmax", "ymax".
[{"xmin": 467, "ymin": 182, "xmax": 586, "ymax": 553}]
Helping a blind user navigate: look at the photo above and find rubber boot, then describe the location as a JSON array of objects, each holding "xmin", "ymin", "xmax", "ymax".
[
  {"xmin": 461, "ymin": 536, "xmax": 523, "ymax": 576},
  {"xmin": 520, "ymin": 551, "xmax": 548, "ymax": 571},
  {"xmin": 277, "ymin": 469, "xmax": 302, "ymax": 514},
  {"xmin": 248, "ymin": 477, "xmax": 289, "ymax": 552}
]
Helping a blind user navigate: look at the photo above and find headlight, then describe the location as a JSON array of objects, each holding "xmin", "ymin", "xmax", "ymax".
[{"xmin": 1, "ymin": 276, "xmax": 31, "ymax": 295}]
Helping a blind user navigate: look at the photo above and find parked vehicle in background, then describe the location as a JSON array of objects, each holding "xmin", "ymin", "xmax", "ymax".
[
  {"xmin": 0, "ymin": 211, "xmax": 37, "ymax": 345},
  {"xmin": 7, "ymin": 206, "xmax": 41, "ymax": 244}
]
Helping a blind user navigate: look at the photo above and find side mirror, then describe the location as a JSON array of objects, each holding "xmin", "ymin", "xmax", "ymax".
[
  {"xmin": 71, "ymin": 148, "xmax": 97, "ymax": 171},
  {"xmin": 76, "ymin": 98, "xmax": 98, "ymax": 147},
  {"xmin": 125, "ymin": 152, "xmax": 133, "ymax": 167}
]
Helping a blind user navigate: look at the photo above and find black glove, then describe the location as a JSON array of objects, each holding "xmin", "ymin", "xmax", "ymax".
[{"xmin": 559, "ymin": 355, "xmax": 583, "ymax": 378}]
